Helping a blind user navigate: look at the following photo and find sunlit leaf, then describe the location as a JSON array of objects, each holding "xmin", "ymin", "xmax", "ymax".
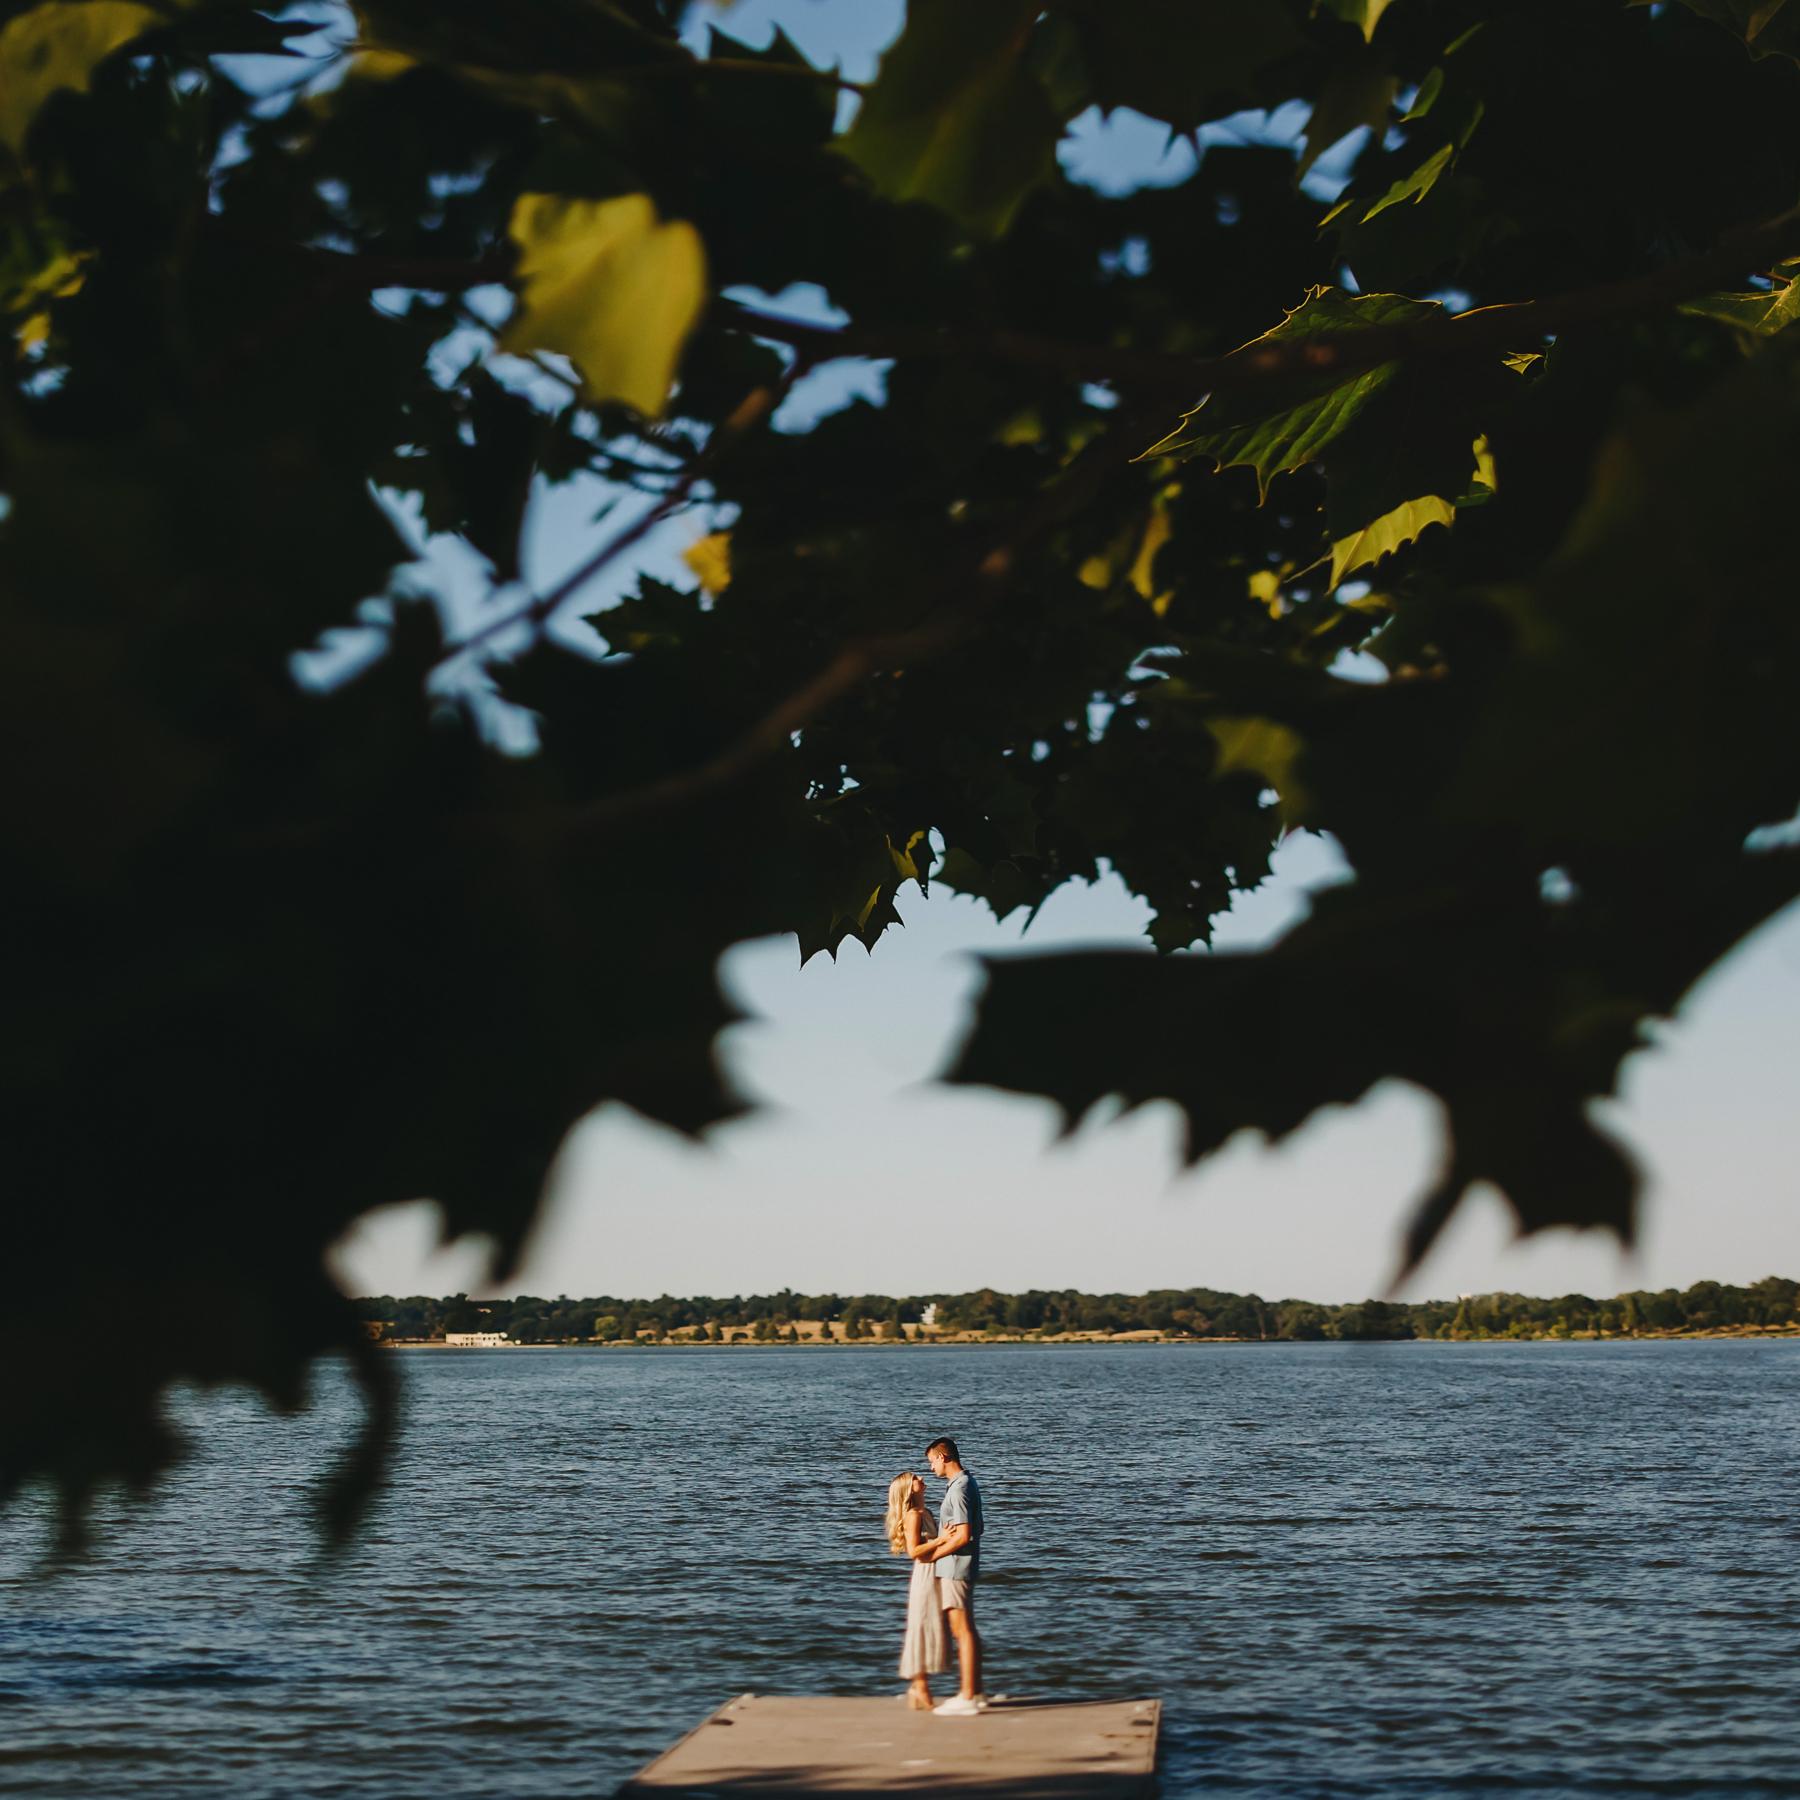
[
  {"xmin": 1127, "ymin": 501, "xmax": 1173, "ymax": 604},
  {"xmin": 1358, "ymin": 140, "xmax": 1456, "ymax": 221},
  {"xmin": 887, "ymin": 828, "xmax": 929, "ymax": 882},
  {"xmin": 345, "ymin": 47, "xmax": 417, "ymax": 81},
  {"xmin": 0, "ymin": 0, "xmax": 159, "ymax": 154},
  {"xmin": 1679, "ymin": 266, "xmax": 1800, "ymax": 335},
  {"xmin": 683, "ymin": 532, "xmax": 732, "ymax": 594},
  {"xmin": 1327, "ymin": 491, "xmax": 1455, "ymax": 588},
  {"xmin": 1326, "ymin": 26, "xmax": 1487, "ymax": 226},
  {"xmin": 501, "ymin": 193, "xmax": 707, "ymax": 418},
  {"xmin": 1314, "ymin": 0, "xmax": 1400, "ymax": 43},
  {"xmin": 1472, "ymin": 432, "xmax": 1497, "ymax": 491},
  {"xmin": 4, "ymin": 246, "xmax": 87, "ymax": 351}
]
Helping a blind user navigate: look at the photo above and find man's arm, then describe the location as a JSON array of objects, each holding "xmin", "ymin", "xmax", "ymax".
[
  {"xmin": 925, "ymin": 1521, "xmax": 971, "ymax": 1562},
  {"xmin": 904, "ymin": 1510, "xmax": 942, "ymax": 1561}
]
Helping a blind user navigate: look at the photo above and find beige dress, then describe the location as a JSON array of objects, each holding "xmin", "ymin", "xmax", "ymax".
[{"xmin": 899, "ymin": 1506, "xmax": 949, "ymax": 1678}]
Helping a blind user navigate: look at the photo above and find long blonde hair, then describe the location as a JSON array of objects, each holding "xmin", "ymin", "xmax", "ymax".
[{"xmin": 884, "ymin": 1472, "xmax": 917, "ymax": 1555}]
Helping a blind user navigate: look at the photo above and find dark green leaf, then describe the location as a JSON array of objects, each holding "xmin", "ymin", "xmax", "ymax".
[
  {"xmin": 838, "ymin": 0, "xmax": 1058, "ymax": 238},
  {"xmin": 1143, "ymin": 288, "xmax": 1440, "ymax": 494}
]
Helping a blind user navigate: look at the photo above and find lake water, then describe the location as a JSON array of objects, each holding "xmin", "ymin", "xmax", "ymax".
[{"xmin": 4, "ymin": 1342, "xmax": 1800, "ymax": 1797}]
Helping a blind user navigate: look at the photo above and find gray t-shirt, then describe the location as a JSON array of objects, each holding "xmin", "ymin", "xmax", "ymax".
[{"xmin": 934, "ymin": 1470, "xmax": 982, "ymax": 1581}]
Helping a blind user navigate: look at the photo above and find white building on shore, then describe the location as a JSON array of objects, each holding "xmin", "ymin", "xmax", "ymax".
[{"xmin": 444, "ymin": 1331, "xmax": 512, "ymax": 1347}]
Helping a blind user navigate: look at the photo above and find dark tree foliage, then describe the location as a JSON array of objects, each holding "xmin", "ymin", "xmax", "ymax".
[{"xmin": 5, "ymin": 0, "xmax": 1799, "ymax": 1539}]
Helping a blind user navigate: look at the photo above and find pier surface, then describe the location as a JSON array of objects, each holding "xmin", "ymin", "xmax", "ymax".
[{"xmin": 619, "ymin": 1694, "xmax": 1160, "ymax": 1796}]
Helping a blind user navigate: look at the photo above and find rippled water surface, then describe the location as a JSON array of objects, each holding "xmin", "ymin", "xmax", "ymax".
[{"xmin": 5, "ymin": 1342, "xmax": 1800, "ymax": 1797}]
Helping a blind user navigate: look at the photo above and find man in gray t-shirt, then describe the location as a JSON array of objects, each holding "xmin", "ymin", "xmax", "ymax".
[{"xmin": 922, "ymin": 1436, "xmax": 984, "ymax": 1714}]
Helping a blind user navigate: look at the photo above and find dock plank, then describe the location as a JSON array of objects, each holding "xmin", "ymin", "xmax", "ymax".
[{"xmin": 619, "ymin": 1694, "xmax": 1160, "ymax": 1797}]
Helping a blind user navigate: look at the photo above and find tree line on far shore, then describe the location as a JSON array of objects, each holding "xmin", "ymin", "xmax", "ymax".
[{"xmin": 354, "ymin": 1278, "xmax": 1800, "ymax": 1345}]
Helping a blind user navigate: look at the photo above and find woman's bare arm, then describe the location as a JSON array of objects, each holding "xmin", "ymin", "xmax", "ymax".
[{"xmin": 904, "ymin": 1509, "xmax": 942, "ymax": 1561}]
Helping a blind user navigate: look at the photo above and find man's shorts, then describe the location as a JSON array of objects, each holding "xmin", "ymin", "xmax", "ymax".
[{"xmin": 937, "ymin": 1576, "xmax": 975, "ymax": 1612}]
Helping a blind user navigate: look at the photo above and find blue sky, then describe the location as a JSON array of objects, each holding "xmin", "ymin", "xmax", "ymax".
[{"xmin": 332, "ymin": 0, "xmax": 1800, "ymax": 1305}]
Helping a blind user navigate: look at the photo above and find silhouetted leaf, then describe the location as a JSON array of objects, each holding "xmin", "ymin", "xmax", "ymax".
[
  {"xmin": 10, "ymin": 0, "xmax": 1800, "ymax": 1546},
  {"xmin": 1055, "ymin": 0, "xmax": 1305, "ymax": 131}
]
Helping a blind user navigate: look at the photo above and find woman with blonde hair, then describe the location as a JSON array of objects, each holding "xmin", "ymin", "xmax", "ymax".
[{"xmin": 885, "ymin": 1470, "xmax": 948, "ymax": 1709}]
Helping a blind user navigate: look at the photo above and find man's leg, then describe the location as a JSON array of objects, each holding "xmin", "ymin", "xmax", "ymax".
[{"xmin": 943, "ymin": 1602, "xmax": 982, "ymax": 1701}]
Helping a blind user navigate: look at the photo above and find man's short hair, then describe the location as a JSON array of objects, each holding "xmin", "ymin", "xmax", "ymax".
[{"xmin": 926, "ymin": 1436, "xmax": 960, "ymax": 1463}]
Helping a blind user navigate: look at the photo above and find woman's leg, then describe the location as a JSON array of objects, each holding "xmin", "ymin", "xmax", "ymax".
[{"xmin": 908, "ymin": 1673, "xmax": 932, "ymax": 1709}]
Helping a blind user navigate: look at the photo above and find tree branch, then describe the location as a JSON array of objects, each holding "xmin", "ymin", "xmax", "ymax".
[
  {"xmin": 713, "ymin": 298, "xmax": 1215, "ymax": 392},
  {"xmin": 615, "ymin": 55, "xmax": 864, "ymax": 94},
  {"xmin": 440, "ymin": 367, "xmax": 807, "ymax": 675}
]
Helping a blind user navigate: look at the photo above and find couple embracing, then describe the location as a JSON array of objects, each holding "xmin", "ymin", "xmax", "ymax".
[{"xmin": 884, "ymin": 1436, "xmax": 985, "ymax": 1716}]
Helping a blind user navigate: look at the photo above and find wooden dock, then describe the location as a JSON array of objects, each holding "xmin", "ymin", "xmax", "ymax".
[{"xmin": 619, "ymin": 1694, "xmax": 1161, "ymax": 1796}]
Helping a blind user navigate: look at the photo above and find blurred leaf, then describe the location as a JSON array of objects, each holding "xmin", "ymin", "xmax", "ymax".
[
  {"xmin": 0, "ymin": 0, "xmax": 159, "ymax": 154},
  {"xmin": 1446, "ymin": 346, "xmax": 1800, "ymax": 855},
  {"xmin": 3, "ymin": 244, "xmax": 87, "ymax": 348},
  {"xmin": 682, "ymin": 531, "xmax": 732, "ymax": 594},
  {"xmin": 1206, "ymin": 714, "xmax": 1309, "ymax": 819},
  {"xmin": 945, "ymin": 885, "xmax": 1648, "ymax": 1278},
  {"xmin": 839, "ymin": 0, "xmax": 1057, "ymax": 237},
  {"xmin": 1298, "ymin": 47, "xmax": 1396, "ymax": 180},
  {"xmin": 11, "ymin": 0, "xmax": 1800, "ymax": 1545},
  {"xmin": 1314, "ymin": 0, "xmax": 1399, "ymax": 43},
  {"xmin": 502, "ymin": 192, "xmax": 707, "ymax": 417},
  {"xmin": 346, "ymin": 47, "xmax": 417, "ymax": 81}
]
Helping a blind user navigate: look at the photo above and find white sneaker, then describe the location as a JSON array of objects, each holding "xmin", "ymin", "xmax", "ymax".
[{"xmin": 933, "ymin": 1695, "xmax": 983, "ymax": 1716}]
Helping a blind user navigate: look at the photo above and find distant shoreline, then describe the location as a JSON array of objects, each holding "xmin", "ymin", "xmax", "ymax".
[
  {"xmin": 358, "ymin": 1278, "xmax": 1799, "ymax": 1347},
  {"xmin": 380, "ymin": 1325, "xmax": 1800, "ymax": 1349}
]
